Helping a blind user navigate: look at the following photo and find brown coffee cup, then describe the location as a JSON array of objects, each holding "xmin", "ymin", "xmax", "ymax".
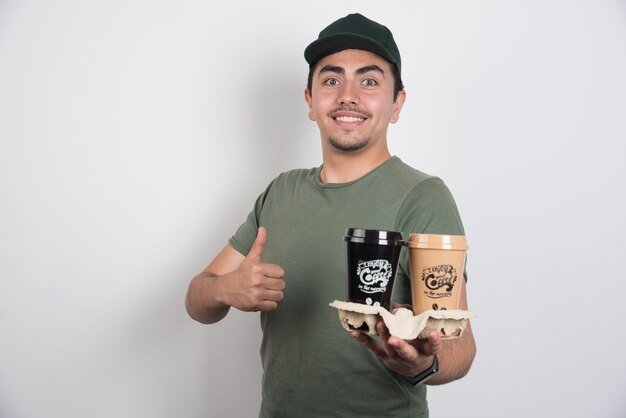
[{"xmin": 407, "ymin": 234, "xmax": 468, "ymax": 315}]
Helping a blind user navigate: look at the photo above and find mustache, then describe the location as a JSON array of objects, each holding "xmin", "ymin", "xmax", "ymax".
[{"xmin": 327, "ymin": 107, "xmax": 372, "ymax": 118}]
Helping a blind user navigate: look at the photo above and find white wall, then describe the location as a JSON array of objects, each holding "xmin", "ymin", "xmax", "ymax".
[{"xmin": 1, "ymin": 1, "xmax": 625, "ymax": 417}]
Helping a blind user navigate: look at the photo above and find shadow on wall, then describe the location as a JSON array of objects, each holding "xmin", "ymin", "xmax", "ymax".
[
  {"xmin": 249, "ymin": 54, "xmax": 319, "ymax": 176},
  {"xmin": 121, "ymin": 56, "xmax": 312, "ymax": 416},
  {"xmin": 128, "ymin": 51, "xmax": 318, "ymax": 416},
  {"xmin": 201, "ymin": 52, "xmax": 317, "ymax": 246}
]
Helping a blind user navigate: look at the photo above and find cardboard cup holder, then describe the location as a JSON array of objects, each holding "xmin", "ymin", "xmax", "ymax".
[{"xmin": 329, "ymin": 300, "xmax": 474, "ymax": 340}]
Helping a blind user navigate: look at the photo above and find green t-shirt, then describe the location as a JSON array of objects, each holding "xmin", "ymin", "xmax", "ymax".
[{"xmin": 230, "ymin": 156, "xmax": 465, "ymax": 418}]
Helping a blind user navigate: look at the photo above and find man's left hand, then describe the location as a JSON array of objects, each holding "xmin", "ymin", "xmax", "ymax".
[{"xmin": 351, "ymin": 319, "xmax": 441, "ymax": 378}]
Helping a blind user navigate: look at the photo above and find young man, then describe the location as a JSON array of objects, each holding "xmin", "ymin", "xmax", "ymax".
[{"xmin": 186, "ymin": 13, "xmax": 476, "ymax": 417}]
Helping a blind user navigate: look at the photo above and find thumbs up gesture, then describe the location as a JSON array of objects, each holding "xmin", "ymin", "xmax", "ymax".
[{"xmin": 218, "ymin": 227, "xmax": 286, "ymax": 312}]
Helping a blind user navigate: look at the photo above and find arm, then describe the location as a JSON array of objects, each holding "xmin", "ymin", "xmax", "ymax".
[
  {"xmin": 423, "ymin": 283, "xmax": 476, "ymax": 385},
  {"xmin": 352, "ymin": 282, "xmax": 476, "ymax": 385},
  {"xmin": 185, "ymin": 227, "xmax": 286, "ymax": 324}
]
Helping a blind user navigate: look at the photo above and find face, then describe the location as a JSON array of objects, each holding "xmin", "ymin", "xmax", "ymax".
[{"xmin": 304, "ymin": 49, "xmax": 405, "ymax": 153}]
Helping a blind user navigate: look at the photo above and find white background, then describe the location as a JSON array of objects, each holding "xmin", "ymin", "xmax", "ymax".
[{"xmin": 1, "ymin": 1, "xmax": 625, "ymax": 417}]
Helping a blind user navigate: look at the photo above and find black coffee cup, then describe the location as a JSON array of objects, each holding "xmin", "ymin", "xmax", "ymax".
[{"xmin": 344, "ymin": 228, "xmax": 404, "ymax": 310}]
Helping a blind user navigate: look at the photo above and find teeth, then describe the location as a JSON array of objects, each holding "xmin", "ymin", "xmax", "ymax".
[{"xmin": 335, "ymin": 116, "xmax": 364, "ymax": 123}]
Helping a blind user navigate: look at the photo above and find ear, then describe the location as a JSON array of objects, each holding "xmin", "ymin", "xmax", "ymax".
[
  {"xmin": 304, "ymin": 88, "xmax": 316, "ymax": 121},
  {"xmin": 390, "ymin": 90, "xmax": 406, "ymax": 124}
]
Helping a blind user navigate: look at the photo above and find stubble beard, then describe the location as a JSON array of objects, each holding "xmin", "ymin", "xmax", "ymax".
[{"xmin": 327, "ymin": 135, "xmax": 371, "ymax": 152}]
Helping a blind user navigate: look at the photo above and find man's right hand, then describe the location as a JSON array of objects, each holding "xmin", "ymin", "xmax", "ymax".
[{"xmin": 214, "ymin": 227, "xmax": 286, "ymax": 312}]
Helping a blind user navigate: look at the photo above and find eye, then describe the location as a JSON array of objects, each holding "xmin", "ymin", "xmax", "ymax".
[
  {"xmin": 323, "ymin": 78, "xmax": 340, "ymax": 86},
  {"xmin": 362, "ymin": 78, "xmax": 378, "ymax": 87}
]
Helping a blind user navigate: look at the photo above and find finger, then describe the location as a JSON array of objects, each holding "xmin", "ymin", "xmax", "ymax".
[
  {"xmin": 376, "ymin": 321, "xmax": 398, "ymax": 358},
  {"xmin": 260, "ymin": 263, "xmax": 285, "ymax": 279},
  {"xmin": 425, "ymin": 331, "xmax": 442, "ymax": 356},
  {"xmin": 256, "ymin": 300, "xmax": 279, "ymax": 312},
  {"xmin": 351, "ymin": 332, "xmax": 387, "ymax": 358},
  {"xmin": 263, "ymin": 277, "xmax": 286, "ymax": 291},
  {"xmin": 387, "ymin": 337, "xmax": 418, "ymax": 362},
  {"xmin": 410, "ymin": 331, "xmax": 441, "ymax": 356},
  {"xmin": 247, "ymin": 227, "xmax": 267, "ymax": 262},
  {"xmin": 261, "ymin": 289, "xmax": 284, "ymax": 303},
  {"xmin": 377, "ymin": 320, "xmax": 391, "ymax": 339}
]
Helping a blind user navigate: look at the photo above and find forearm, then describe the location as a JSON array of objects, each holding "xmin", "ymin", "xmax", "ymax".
[
  {"xmin": 185, "ymin": 271, "xmax": 231, "ymax": 324},
  {"xmin": 426, "ymin": 322, "xmax": 476, "ymax": 385}
]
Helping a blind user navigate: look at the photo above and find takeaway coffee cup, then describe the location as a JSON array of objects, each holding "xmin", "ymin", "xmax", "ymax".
[
  {"xmin": 407, "ymin": 234, "xmax": 468, "ymax": 315},
  {"xmin": 344, "ymin": 228, "xmax": 404, "ymax": 310}
]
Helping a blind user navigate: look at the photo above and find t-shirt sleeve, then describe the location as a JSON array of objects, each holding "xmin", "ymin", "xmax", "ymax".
[
  {"xmin": 392, "ymin": 177, "xmax": 467, "ymax": 304},
  {"xmin": 396, "ymin": 177, "xmax": 465, "ymax": 236},
  {"xmin": 228, "ymin": 179, "xmax": 276, "ymax": 256}
]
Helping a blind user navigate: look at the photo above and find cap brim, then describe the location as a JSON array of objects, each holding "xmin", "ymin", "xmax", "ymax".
[{"xmin": 304, "ymin": 33, "xmax": 395, "ymax": 67}]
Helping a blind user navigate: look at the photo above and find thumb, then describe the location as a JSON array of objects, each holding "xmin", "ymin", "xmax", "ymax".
[{"xmin": 247, "ymin": 226, "xmax": 267, "ymax": 262}]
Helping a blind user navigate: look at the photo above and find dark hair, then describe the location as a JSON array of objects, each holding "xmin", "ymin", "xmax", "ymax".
[{"xmin": 306, "ymin": 59, "xmax": 404, "ymax": 101}]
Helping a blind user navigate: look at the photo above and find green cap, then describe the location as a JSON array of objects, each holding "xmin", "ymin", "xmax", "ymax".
[{"xmin": 304, "ymin": 13, "xmax": 401, "ymax": 74}]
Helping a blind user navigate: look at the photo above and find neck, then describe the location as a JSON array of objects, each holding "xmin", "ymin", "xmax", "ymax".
[{"xmin": 320, "ymin": 147, "xmax": 392, "ymax": 184}]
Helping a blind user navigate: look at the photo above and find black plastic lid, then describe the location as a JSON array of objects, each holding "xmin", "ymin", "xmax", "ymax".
[{"xmin": 343, "ymin": 227, "xmax": 404, "ymax": 246}]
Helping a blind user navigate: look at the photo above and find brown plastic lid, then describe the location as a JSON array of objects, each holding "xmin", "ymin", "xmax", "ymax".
[{"xmin": 406, "ymin": 233, "xmax": 468, "ymax": 250}]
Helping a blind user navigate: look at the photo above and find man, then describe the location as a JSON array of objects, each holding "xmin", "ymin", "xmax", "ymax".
[{"xmin": 186, "ymin": 13, "xmax": 476, "ymax": 417}]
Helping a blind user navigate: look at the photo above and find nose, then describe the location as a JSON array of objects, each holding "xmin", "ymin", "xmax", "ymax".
[{"xmin": 338, "ymin": 81, "xmax": 359, "ymax": 106}]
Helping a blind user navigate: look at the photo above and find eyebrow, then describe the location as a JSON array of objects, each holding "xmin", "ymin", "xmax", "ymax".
[
  {"xmin": 318, "ymin": 65, "xmax": 344, "ymax": 76},
  {"xmin": 318, "ymin": 64, "xmax": 386, "ymax": 77},
  {"xmin": 356, "ymin": 65, "xmax": 385, "ymax": 77}
]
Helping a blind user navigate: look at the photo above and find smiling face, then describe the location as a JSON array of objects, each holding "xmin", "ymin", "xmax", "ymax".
[{"xmin": 305, "ymin": 49, "xmax": 405, "ymax": 154}]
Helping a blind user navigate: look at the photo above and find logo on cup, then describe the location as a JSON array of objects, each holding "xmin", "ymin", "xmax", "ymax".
[
  {"xmin": 422, "ymin": 264, "xmax": 457, "ymax": 298},
  {"xmin": 356, "ymin": 259, "xmax": 392, "ymax": 295}
]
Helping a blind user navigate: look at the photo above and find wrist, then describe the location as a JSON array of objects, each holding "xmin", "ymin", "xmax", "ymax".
[
  {"xmin": 404, "ymin": 354, "xmax": 439, "ymax": 386},
  {"xmin": 208, "ymin": 273, "xmax": 228, "ymax": 306},
  {"xmin": 187, "ymin": 272, "xmax": 230, "ymax": 324}
]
